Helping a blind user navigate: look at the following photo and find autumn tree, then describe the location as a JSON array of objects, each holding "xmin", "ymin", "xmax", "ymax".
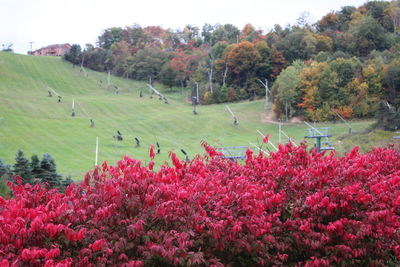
[
  {"xmin": 317, "ymin": 12, "xmax": 339, "ymax": 32},
  {"xmin": 181, "ymin": 25, "xmax": 201, "ymax": 45},
  {"xmin": 82, "ymin": 46, "xmax": 110, "ymax": 72},
  {"xmin": 385, "ymin": 65, "xmax": 400, "ymax": 106},
  {"xmin": 269, "ymin": 45, "xmax": 286, "ymax": 81},
  {"xmin": 387, "ymin": 0, "xmax": 400, "ymax": 33},
  {"xmin": 212, "ymin": 42, "xmax": 230, "ymax": 87},
  {"xmin": 97, "ymin": 27, "xmax": 123, "ymax": 50},
  {"xmin": 110, "ymin": 40, "xmax": 133, "ymax": 76},
  {"xmin": 170, "ymin": 47, "xmax": 207, "ymax": 87},
  {"xmin": 337, "ymin": 6, "xmax": 357, "ymax": 31},
  {"xmin": 277, "ymin": 29, "xmax": 307, "ymax": 62},
  {"xmin": 240, "ymin": 24, "xmax": 263, "ymax": 42},
  {"xmin": 297, "ymin": 61, "xmax": 329, "ymax": 120},
  {"xmin": 159, "ymin": 63, "xmax": 178, "ymax": 88},
  {"xmin": 273, "ymin": 60, "xmax": 304, "ymax": 119},
  {"xmin": 349, "ymin": 16, "xmax": 393, "ymax": 56},
  {"xmin": 127, "ymin": 47, "xmax": 168, "ymax": 82},
  {"xmin": 201, "ymin": 23, "xmax": 215, "ymax": 45},
  {"xmin": 365, "ymin": 1, "xmax": 393, "ymax": 32},
  {"xmin": 208, "ymin": 24, "xmax": 240, "ymax": 45},
  {"xmin": 226, "ymin": 41, "xmax": 261, "ymax": 89},
  {"xmin": 255, "ymin": 41, "xmax": 272, "ymax": 80},
  {"xmin": 329, "ymin": 57, "xmax": 360, "ymax": 88},
  {"xmin": 63, "ymin": 44, "xmax": 82, "ymax": 65}
]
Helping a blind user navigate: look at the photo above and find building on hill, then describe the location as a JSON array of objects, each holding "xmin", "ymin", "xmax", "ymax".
[{"xmin": 28, "ymin": 43, "xmax": 71, "ymax": 56}]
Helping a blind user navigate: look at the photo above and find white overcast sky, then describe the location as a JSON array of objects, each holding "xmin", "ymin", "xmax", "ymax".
[{"xmin": 1, "ymin": 0, "xmax": 373, "ymax": 54}]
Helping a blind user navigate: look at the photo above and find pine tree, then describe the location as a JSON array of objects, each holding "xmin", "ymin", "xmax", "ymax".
[
  {"xmin": 30, "ymin": 154, "xmax": 43, "ymax": 182},
  {"xmin": 40, "ymin": 153, "xmax": 61, "ymax": 189},
  {"xmin": 13, "ymin": 149, "xmax": 32, "ymax": 184},
  {"xmin": 375, "ymin": 101, "xmax": 400, "ymax": 131},
  {"xmin": 0, "ymin": 158, "xmax": 11, "ymax": 197},
  {"xmin": 0, "ymin": 158, "xmax": 11, "ymax": 178}
]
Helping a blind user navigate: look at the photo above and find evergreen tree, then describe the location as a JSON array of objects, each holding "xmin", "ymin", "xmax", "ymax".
[
  {"xmin": 13, "ymin": 149, "xmax": 32, "ymax": 184},
  {"xmin": 0, "ymin": 158, "xmax": 11, "ymax": 178},
  {"xmin": 0, "ymin": 173, "xmax": 10, "ymax": 198},
  {"xmin": 30, "ymin": 154, "xmax": 43, "ymax": 182},
  {"xmin": 375, "ymin": 101, "xmax": 400, "ymax": 131},
  {"xmin": 0, "ymin": 158, "xmax": 11, "ymax": 197},
  {"xmin": 159, "ymin": 63, "xmax": 178, "ymax": 88},
  {"xmin": 40, "ymin": 153, "xmax": 61, "ymax": 189},
  {"xmin": 63, "ymin": 44, "xmax": 82, "ymax": 65}
]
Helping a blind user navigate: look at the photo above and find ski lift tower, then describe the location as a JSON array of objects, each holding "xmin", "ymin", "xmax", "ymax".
[{"xmin": 304, "ymin": 127, "xmax": 335, "ymax": 153}]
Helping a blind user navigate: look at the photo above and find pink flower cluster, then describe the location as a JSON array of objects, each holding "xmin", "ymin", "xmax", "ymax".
[{"xmin": 0, "ymin": 143, "xmax": 399, "ymax": 266}]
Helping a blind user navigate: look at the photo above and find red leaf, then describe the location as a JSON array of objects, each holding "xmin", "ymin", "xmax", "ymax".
[
  {"xmin": 263, "ymin": 134, "xmax": 270, "ymax": 144},
  {"xmin": 149, "ymin": 145, "xmax": 155, "ymax": 159}
]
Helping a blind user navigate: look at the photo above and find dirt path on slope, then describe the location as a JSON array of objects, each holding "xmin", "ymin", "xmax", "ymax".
[{"xmin": 260, "ymin": 109, "xmax": 303, "ymax": 125}]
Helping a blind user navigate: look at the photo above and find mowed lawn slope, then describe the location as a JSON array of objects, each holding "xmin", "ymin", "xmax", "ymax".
[{"xmin": 0, "ymin": 52, "xmax": 373, "ymax": 179}]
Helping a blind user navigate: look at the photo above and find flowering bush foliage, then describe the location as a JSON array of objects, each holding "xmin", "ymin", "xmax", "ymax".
[{"xmin": 0, "ymin": 142, "xmax": 400, "ymax": 266}]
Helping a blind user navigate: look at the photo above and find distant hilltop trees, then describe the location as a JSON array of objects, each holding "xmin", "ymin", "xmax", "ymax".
[{"xmin": 64, "ymin": 1, "xmax": 400, "ymax": 122}]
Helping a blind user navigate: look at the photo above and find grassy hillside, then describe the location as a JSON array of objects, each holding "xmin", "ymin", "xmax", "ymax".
[{"xmin": 0, "ymin": 52, "xmax": 376, "ymax": 179}]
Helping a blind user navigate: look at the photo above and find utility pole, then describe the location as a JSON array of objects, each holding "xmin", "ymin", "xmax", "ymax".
[
  {"xmin": 285, "ymin": 101, "xmax": 288, "ymax": 121},
  {"xmin": 95, "ymin": 136, "xmax": 99, "ymax": 166},
  {"xmin": 28, "ymin": 41, "xmax": 33, "ymax": 52},
  {"xmin": 195, "ymin": 82, "xmax": 199, "ymax": 102},
  {"xmin": 278, "ymin": 119, "xmax": 282, "ymax": 144},
  {"xmin": 257, "ymin": 79, "xmax": 269, "ymax": 110},
  {"xmin": 80, "ymin": 53, "xmax": 85, "ymax": 68},
  {"xmin": 71, "ymin": 98, "xmax": 75, "ymax": 117}
]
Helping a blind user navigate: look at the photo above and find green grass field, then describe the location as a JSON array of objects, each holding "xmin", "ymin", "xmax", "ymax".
[{"xmin": 0, "ymin": 52, "xmax": 380, "ymax": 179}]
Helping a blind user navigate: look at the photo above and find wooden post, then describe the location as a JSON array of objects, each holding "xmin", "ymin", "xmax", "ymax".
[
  {"xmin": 196, "ymin": 82, "xmax": 199, "ymax": 102},
  {"xmin": 95, "ymin": 136, "xmax": 99, "ymax": 166},
  {"xmin": 316, "ymin": 137, "xmax": 322, "ymax": 153},
  {"xmin": 257, "ymin": 79, "xmax": 269, "ymax": 109},
  {"xmin": 285, "ymin": 101, "xmax": 288, "ymax": 121},
  {"xmin": 222, "ymin": 64, "xmax": 228, "ymax": 88},
  {"xmin": 80, "ymin": 54, "xmax": 85, "ymax": 68},
  {"xmin": 108, "ymin": 71, "xmax": 111, "ymax": 86},
  {"xmin": 279, "ymin": 119, "xmax": 282, "ymax": 144},
  {"xmin": 71, "ymin": 98, "xmax": 76, "ymax": 116},
  {"xmin": 265, "ymin": 79, "xmax": 269, "ymax": 109}
]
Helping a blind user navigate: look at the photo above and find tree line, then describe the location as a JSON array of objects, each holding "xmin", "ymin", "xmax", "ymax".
[
  {"xmin": 64, "ymin": 1, "xmax": 400, "ymax": 122},
  {"xmin": 0, "ymin": 150, "xmax": 72, "ymax": 196}
]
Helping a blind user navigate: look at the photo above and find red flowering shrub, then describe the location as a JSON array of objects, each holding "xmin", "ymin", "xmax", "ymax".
[{"xmin": 0, "ymin": 143, "xmax": 399, "ymax": 266}]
